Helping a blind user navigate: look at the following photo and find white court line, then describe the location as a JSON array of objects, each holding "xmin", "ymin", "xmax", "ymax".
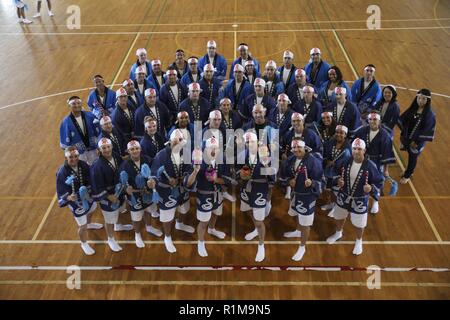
[
  {"xmin": 332, "ymin": 30, "xmax": 443, "ymax": 242},
  {"xmin": 0, "ymin": 25, "xmax": 449, "ymax": 36},
  {"xmin": 1, "ymin": 17, "xmax": 449, "ymax": 28},
  {"xmin": 0, "ymin": 240, "xmax": 449, "ymax": 245}
]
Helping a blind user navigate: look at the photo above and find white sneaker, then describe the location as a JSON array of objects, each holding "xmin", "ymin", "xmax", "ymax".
[
  {"xmin": 107, "ymin": 238, "xmax": 122, "ymax": 252},
  {"xmin": 87, "ymin": 223, "xmax": 103, "ymax": 230},
  {"xmin": 245, "ymin": 229, "xmax": 258, "ymax": 241},
  {"xmin": 222, "ymin": 191, "xmax": 236, "ymax": 202},
  {"xmin": 81, "ymin": 242, "xmax": 95, "ymax": 255},
  {"xmin": 164, "ymin": 236, "xmax": 177, "ymax": 253},
  {"xmin": 283, "ymin": 230, "xmax": 301, "ymax": 238},
  {"xmin": 370, "ymin": 201, "xmax": 379, "ymax": 214},
  {"xmin": 175, "ymin": 221, "xmax": 195, "ymax": 234},
  {"xmin": 208, "ymin": 227, "xmax": 226, "ymax": 239},
  {"xmin": 48, "ymin": 11, "xmax": 54, "ymax": 17},
  {"xmin": 285, "ymin": 186, "xmax": 291, "ymax": 199},
  {"xmin": 255, "ymin": 244, "xmax": 265, "ymax": 262},
  {"xmin": 326, "ymin": 231, "xmax": 343, "ymax": 244},
  {"xmin": 146, "ymin": 225, "xmax": 163, "ymax": 237},
  {"xmin": 352, "ymin": 239, "xmax": 363, "ymax": 255},
  {"xmin": 114, "ymin": 223, "xmax": 133, "ymax": 232},
  {"xmin": 321, "ymin": 203, "xmax": 334, "ymax": 210},
  {"xmin": 135, "ymin": 233, "xmax": 145, "ymax": 248},
  {"xmin": 33, "ymin": 13, "xmax": 41, "ymax": 18},
  {"xmin": 292, "ymin": 245, "xmax": 306, "ymax": 261},
  {"xmin": 22, "ymin": 19, "xmax": 33, "ymax": 24},
  {"xmin": 197, "ymin": 241, "xmax": 208, "ymax": 257}
]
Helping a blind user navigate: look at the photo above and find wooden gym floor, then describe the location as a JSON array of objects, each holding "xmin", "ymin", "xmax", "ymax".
[{"xmin": 0, "ymin": 0, "xmax": 449, "ymax": 299}]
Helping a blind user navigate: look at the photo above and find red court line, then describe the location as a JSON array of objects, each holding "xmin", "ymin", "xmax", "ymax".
[{"xmin": 0, "ymin": 265, "xmax": 448, "ymax": 272}]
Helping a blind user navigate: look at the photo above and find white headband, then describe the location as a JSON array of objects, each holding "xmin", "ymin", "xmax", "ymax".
[
  {"xmin": 151, "ymin": 59, "xmax": 161, "ymax": 66},
  {"xmin": 335, "ymin": 87, "xmax": 347, "ymax": 95},
  {"xmin": 188, "ymin": 57, "xmax": 198, "ymax": 64},
  {"xmin": 116, "ymin": 88, "xmax": 128, "ymax": 97},
  {"xmin": 302, "ymin": 85, "xmax": 315, "ymax": 93},
  {"xmin": 237, "ymin": 44, "xmax": 248, "ymax": 51},
  {"xmin": 122, "ymin": 79, "xmax": 133, "ymax": 87},
  {"xmin": 205, "ymin": 136, "xmax": 219, "ymax": 149},
  {"xmin": 203, "ymin": 64, "xmax": 215, "ymax": 72},
  {"xmin": 145, "ymin": 88, "xmax": 157, "ymax": 97},
  {"xmin": 135, "ymin": 66, "xmax": 147, "ymax": 75},
  {"xmin": 254, "ymin": 78, "xmax": 266, "ymax": 87},
  {"xmin": 207, "ymin": 40, "xmax": 217, "ymax": 48},
  {"xmin": 67, "ymin": 98, "xmax": 81, "ymax": 105},
  {"xmin": 277, "ymin": 93, "xmax": 291, "ymax": 103},
  {"xmin": 291, "ymin": 139, "xmax": 305, "ymax": 148},
  {"xmin": 127, "ymin": 140, "xmax": 141, "ymax": 149},
  {"xmin": 243, "ymin": 132, "xmax": 257, "ymax": 142},
  {"xmin": 291, "ymin": 112, "xmax": 304, "ymax": 121},
  {"xmin": 209, "ymin": 110, "xmax": 222, "ymax": 119},
  {"xmin": 165, "ymin": 69, "xmax": 177, "ymax": 76},
  {"xmin": 252, "ymin": 104, "xmax": 266, "ymax": 113},
  {"xmin": 220, "ymin": 98, "xmax": 231, "ymax": 105},
  {"xmin": 295, "ymin": 69, "xmax": 306, "ymax": 77},
  {"xmin": 98, "ymin": 138, "xmax": 112, "ymax": 148},
  {"xmin": 265, "ymin": 60, "xmax": 277, "ymax": 69},
  {"xmin": 64, "ymin": 148, "xmax": 79, "ymax": 157},
  {"xmin": 283, "ymin": 50, "xmax": 294, "ymax": 59},
  {"xmin": 368, "ymin": 113, "xmax": 381, "ymax": 121},
  {"xmin": 352, "ymin": 138, "xmax": 366, "ymax": 150},
  {"xmin": 100, "ymin": 116, "xmax": 112, "ymax": 126},
  {"xmin": 321, "ymin": 111, "xmax": 333, "ymax": 117},
  {"xmin": 234, "ymin": 64, "xmax": 245, "ymax": 72},
  {"xmin": 310, "ymin": 47, "xmax": 321, "ymax": 55},
  {"xmin": 335, "ymin": 125, "xmax": 348, "ymax": 134},
  {"xmin": 136, "ymin": 48, "xmax": 147, "ymax": 56},
  {"xmin": 188, "ymin": 83, "xmax": 201, "ymax": 92}
]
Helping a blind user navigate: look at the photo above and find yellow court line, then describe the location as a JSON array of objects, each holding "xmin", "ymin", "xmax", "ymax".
[
  {"xmin": 434, "ymin": 0, "xmax": 450, "ymax": 35},
  {"xmin": 0, "ymin": 280, "xmax": 448, "ymax": 288},
  {"xmin": 1, "ymin": 17, "xmax": 450, "ymax": 28},
  {"xmin": 1, "ymin": 25, "xmax": 449, "ymax": 36},
  {"xmin": 31, "ymin": 195, "xmax": 57, "ymax": 241},
  {"xmin": 331, "ymin": 30, "xmax": 443, "ymax": 242}
]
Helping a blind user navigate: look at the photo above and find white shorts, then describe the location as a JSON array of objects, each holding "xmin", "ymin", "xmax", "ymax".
[
  {"xmin": 101, "ymin": 209, "xmax": 119, "ymax": 224},
  {"xmin": 240, "ymin": 201, "xmax": 251, "ymax": 212},
  {"xmin": 298, "ymin": 213, "xmax": 314, "ymax": 227},
  {"xmin": 73, "ymin": 202, "xmax": 97, "ymax": 226},
  {"xmin": 288, "ymin": 206, "xmax": 297, "ymax": 217},
  {"xmin": 196, "ymin": 205, "xmax": 223, "ymax": 222},
  {"xmin": 252, "ymin": 208, "xmax": 266, "ymax": 222},
  {"xmin": 16, "ymin": 1, "xmax": 25, "ymax": 9},
  {"xmin": 131, "ymin": 210, "xmax": 144, "ymax": 222},
  {"xmin": 333, "ymin": 206, "xmax": 368, "ymax": 228},
  {"xmin": 79, "ymin": 150, "xmax": 98, "ymax": 166},
  {"xmin": 177, "ymin": 200, "xmax": 190, "ymax": 214},
  {"xmin": 160, "ymin": 208, "xmax": 176, "ymax": 223}
]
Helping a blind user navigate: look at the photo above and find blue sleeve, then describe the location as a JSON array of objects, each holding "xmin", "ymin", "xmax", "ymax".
[
  {"xmin": 350, "ymin": 79, "xmax": 360, "ymax": 103},
  {"xmin": 229, "ymin": 60, "xmax": 237, "ymax": 79},
  {"xmin": 218, "ymin": 55, "xmax": 227, "ymax": 80},
  {"xmin": 59, "ymin": 119, "xmax": 70, "ymax": 149},
  {"xmin": 416, "ymin": 110, "xmax": 436, "ymax": 142},
  {"xmin": 56, "ymin": 168, "xmax": 71, "ymax": 207}
]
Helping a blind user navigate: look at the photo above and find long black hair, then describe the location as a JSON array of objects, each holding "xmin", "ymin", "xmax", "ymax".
[{"xmin": 407, "ymin": 88, "xmax": 432, "ymax": 114}]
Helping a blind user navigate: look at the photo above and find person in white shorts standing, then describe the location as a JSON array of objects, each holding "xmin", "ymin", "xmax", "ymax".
[
  {"xmin": 326, "ymin": 138, "xmax": 383, "ymax": 255},
  {"xmin": 56, "ymin": 147, "xmax": 103, "ymax": 255}
]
